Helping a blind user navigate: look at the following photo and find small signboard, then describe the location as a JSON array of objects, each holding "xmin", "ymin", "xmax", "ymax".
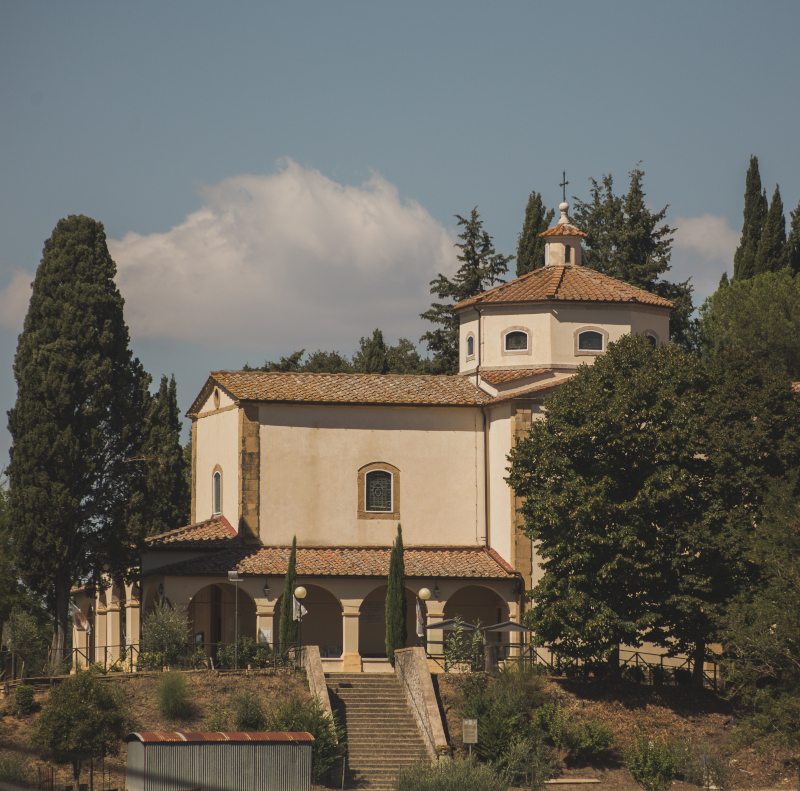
[
  {"xmin": 258, "ymin": 626, "xmax": 272, "ymax": 645},
  {"xmin": 463, "ymin": 718, "xmax": 478, "ymax": 744}
]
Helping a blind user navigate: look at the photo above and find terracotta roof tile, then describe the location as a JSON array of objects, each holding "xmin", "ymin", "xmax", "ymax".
[
  {"xmin": 539, "ymin": 224, "xmax": 587, "ymax": 237},
  {"xmin": 485, "ymin": 377, "xmax": 575, "ymax": 404},
  {"xmin": 479, "ymin": 368, "xmax": 551, "ymax": 385},
  {"xmin": 454, "ymin": 265, "xmax": 674, "ymax": 310},
  {"xmin": 145, "ymin": 545, "xmax": 516, "ymax": 580},
  {"xmin": 146, "ymin": 516, "xmax": 239, "ymax": 549},
  {"xmin": 127, "ymin": 732, "xmax": 314, "ymax": 744},
  {"xmin": 188, "ymin": 372, "xmax": 490, "ymax": 416}
]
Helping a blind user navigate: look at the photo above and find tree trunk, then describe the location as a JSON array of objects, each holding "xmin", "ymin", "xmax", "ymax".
[
  {"xmin": 51, "ymin": 577, "xmax": 71, "ymax": 666},
  {"xmin": 692, "ymin": 640, "xmax": 705, "ymax": 688},
  {"xmin": 607, "ymin": 644, "xmax": 620, "ymax": 680}
]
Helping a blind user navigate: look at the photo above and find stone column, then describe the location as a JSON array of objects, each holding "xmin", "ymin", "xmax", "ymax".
[
  {"xmin": 425, "ymin": 601, "xmax": 447, "ymax": 659},
  {"xmin": 125, "ymin": 583, "xmax": 141, "ymax": 668},
  {"xmin": 342, "ymin": 607, "xmax": 361, "ymax": 673},
  {"xmin": 106, "ymin": 601, "xmax": 121, "ymax": 665},
  {"xmin": 254, "ymin": 599, "xmax": 275, "ymax": 648},
  {"xmin": 94, "ymin": 602, "xmax": 108, "ymax": 668},
  {"xmin": 73, "ymin": 619, "xmax": 89, "ymax": 671}
]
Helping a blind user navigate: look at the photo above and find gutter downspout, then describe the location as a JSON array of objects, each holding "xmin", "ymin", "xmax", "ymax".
[{"xmin": 481, "ymin": 404, "xmax": 490, "ymax": 548}]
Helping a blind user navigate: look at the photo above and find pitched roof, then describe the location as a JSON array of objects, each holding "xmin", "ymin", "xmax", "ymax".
[
  {"xmin": 454, "ymin": 265, "xmax": 674, "ymax": 310},
  {"xmin": 144, "ymin": 545, "xmax": 516, "ymax": 580},
  {"xmin": 539, "ymin": 224, "xmax": 587, "ymax": 237},
  {"xmin": 126, "ymin": 732, "xmax": 314, "ymax": 744},
  {"xmin": 485, "ymin": 377, "xmax": 575, "ymax": 404},
  {"xmin": 145, "ymin": 516, "xmax": 239, "ymax": 550},
  {"xmin": 188, "ymin": 371, "xmax": 491, "ymax": 416},
  {"xmin": 479, "ymin": 368, "xmax": 551, "ymax": 385}
]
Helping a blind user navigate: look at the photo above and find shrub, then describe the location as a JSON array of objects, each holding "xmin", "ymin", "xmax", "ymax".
[
  {"xmin": 625, "ymin": 731, "xmax": 675, "ymax": 791},
  {"xmin": 0, "ymin": 751, "xmax": 36, "ymax": 787},
  {"xmin": 231, "ymin": 690, "xmax": 267, "ymax": 731},
  {"xmin": 444, "ymin": 617, "xmax": 484, "ymax": 672},
  {"xmin": 156, "ymin": 672, "xmax": 192, "ymax": 720},
  {"xmin": 216, "ymin": 636, "xmax": 272, "ymax": 669},
  {"xmin": 497, "ymin": 732, "xmax": 557, "ymax": 791},
  {"xmin": 533, "ymin": 703, "xmax": 571, "ymax": 753},
  {"xmin": 140, "ymin": 603, "xmax": 191, "ymax": 667},
  {"xmin": 672, "ymin": 667, "xmax": 692, "ymax": 686},
  {"xmin": 204, "ymin": 703, "xmax": 230, "ymax": 731},
  {"xmin": 670, "ymin": 738, "xmax": 732, "ymax": 790},
  {"xmin": 14, "ymin": 684, "xmax": 36, "ymax": 715},
  {"xmin": 397, "ymin": 758, "xmax": 508, "ymax": 791},
  {"xmin": 567, "ymin": 719, "xmax": 615, "ymax": 765}
]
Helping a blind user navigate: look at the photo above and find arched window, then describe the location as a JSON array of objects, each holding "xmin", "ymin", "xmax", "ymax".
[
  {"xmin": 466, "ymin": 335, "xmax": 475, "ymax": 358},
  {"xmin": 213, "ymin": 470, "xmax": 222, "ymax": 515},
  {"xmin": 365, "ymin": 470, "xmax": 392, "ymax": 512},
  {"xmin": 505, "ymin": 331, "xmax": 528, "ymax": 351},
  {"xmin": 645, "ymin": 334, "xmax": 657, "ymax": 347},
  {"xmin": 578, "ymin": 331, "xmax": 604, "ymax": 351}
]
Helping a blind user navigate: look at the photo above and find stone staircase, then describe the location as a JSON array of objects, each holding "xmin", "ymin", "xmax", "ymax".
[{"xmin": 326, "ymin": 673, "xmax": 429, "ymax": 791}]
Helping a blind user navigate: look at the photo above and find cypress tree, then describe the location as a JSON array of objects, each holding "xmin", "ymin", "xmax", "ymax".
[
  {"xmin": 136, "ymin": 375, "xmax": 191, "ymax": 536},
  {"xmin": 7, "ymin": 216, "xmax": 149, "ymax": 661},
  {"xmin": 356, "ymin": 329, "xmax": 389, "ymax": 374},
  {"xmin": 420, "ymin": 208, "xmax": 512, "ymax": 374},
  {"xmin": 279, "ymin": 536, "xmax": 298, "ymax": 648},
  {"xmin": 385, "ymin": 524, "xmax": 406, "ymax": 665},
  {"xmin": 784, "ymin": 199, "xmax": 800, "ymax": 275},
  {"xmin": 515, "ymin": 191, "xmax": 554, "ymax": 276},
  {"xmin": 754, "ymin": 185, "xmax": 786, "ymax": 274},
  {"xmin": 733, "ymin": 156, "xmax": 768, "ymax": 280}
]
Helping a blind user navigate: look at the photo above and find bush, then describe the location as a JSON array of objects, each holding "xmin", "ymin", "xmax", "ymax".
[
  {"xmin": 397, "ymin": 758, "xmax": 509, "ymax": 791},
  {"xmin": 497, "ymin": 732, "xmax": 557, "ymax": 791},
  {"xmin": 670, "ymin": 738, "xmax": 732, "ymax": 790},
  {"xmin": 156, "ymin": 672, "xmax": 192, "ymax": 720},
  {"xmin": 216, "ymin": 636, "xmax": 272, "ymax": 669},
  {"xmin": 533, "ymin": 703, "xmax": 571, "ymax": 753},
  {"xmin": 625, "ymin": 731, "xmax": 675, "ymax": 791},
  {"xmin": 231, "ymin": 690, "xmax": 267, "ymax": 731},
  {"xmin": 140, "ymin": 603, "xmax": 191, "ymax": 668},
  {"xmin": 444, "ymin": 617, "xmax": 484, "ymax": 672},
  {"xmin": 14, "ymin": 685, "xmax": 36, "ymax": 715},
  {"xmin": 0, "ymin": 751, "xmax": 36, "ymax": 787},
  {"xmin": 567, "ymin": 719, "xmax": 615, "ymax": 765},
  {"xmin": 203, "ymin": 703, "xmax": 230, "ymax": 731}
]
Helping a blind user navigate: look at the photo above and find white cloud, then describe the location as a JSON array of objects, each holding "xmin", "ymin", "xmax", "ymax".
[
  {"xmin": 669, "ymin": 213, "xmax": 740, "ymax": 301},
  {"xmin": 0, "ymin": 270, "xmax": 32, "ymax": 328},
  {"xmin": 109, "ymin": 160, "xmax": 457, "ymax": 352}
]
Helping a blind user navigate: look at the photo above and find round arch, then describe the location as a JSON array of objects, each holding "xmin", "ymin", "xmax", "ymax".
[
  {"xmin": 358, "ymin": 584, "xmax": 420, "ymax": 658},
  {"xmin": 274, "ymin": 584, "xmax": 343, "ymax": 653},
  {"xmin": 188, "ymin": 583, "xmax": 257, "ymax": 657},
  {"xmin": 443, "ymin": 585, "xmax": 508, "ymax": 641}
]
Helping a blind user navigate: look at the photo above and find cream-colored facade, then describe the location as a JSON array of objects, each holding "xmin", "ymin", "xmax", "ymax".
[{"xmin": 74, "ymin": 205, "xmax": 674, "ymax": 673}]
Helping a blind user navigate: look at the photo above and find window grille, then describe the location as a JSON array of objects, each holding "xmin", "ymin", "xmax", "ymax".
[
  {"xmin": 213, "ymin": 471, "xmax": 221, "ymax": 514},
  {"xmin": 578, "ymin": 331, "xmax": 603, "ymax": 351},
  {"xmin": 366, "ymin": 470, "xmax": 392, "ymax": 512},
  {"xmin": 467, "ymin": 336, "xmax": 474, "ymax": 357},
  {"xmin": 505, "ymin": 331, "xmax": 528, "ymax": 351}
]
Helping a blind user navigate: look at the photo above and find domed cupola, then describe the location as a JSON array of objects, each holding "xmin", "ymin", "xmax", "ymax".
[{"xmin": 539, "ymin": 201, "xmax": 587, "ymax": 266}]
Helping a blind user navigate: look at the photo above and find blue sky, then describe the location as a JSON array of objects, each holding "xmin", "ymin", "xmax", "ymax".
[{"xmin": 2, "ymin": 1, "xmax": 799, "ymax": 461}]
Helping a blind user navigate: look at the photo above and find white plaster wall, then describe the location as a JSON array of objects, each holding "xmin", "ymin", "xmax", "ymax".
[
  {"xmin": 485, "ymin": 403, "xmax": 514, "ymax": 566},
  {"xmin": 258, "ymin": 404, "xmax": 482, "ymax": 547},
  {"xmin": 478, "ymin": 308, "xmax": 552, "ymax": 369},
  {"xmin": 195, "ymin": 408, "xmax": 240, "ymax": 524},
  {"xmin": 459, "ymin": 310, "xmax": 479, "ymax": 374},
  {"xmin": 198, "ymin": 385, "xmax": 236, "ymax": 415}
]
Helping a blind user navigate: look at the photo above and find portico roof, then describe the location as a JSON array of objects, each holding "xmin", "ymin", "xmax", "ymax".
[
  {"xmin": 145, "ymin": 515, "xmax": 238, "ymax": 549},
  {"xmin": 144, "ymin": 544, "xmax": 516, "ymax": 580}
]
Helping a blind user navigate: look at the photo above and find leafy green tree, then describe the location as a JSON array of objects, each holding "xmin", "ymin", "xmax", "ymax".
[
  {"xmin": 507, "ymin": 335, "xmax": 800, "ymax": 680},
  {"xmin": 784, "ymin": 199, "xmax": 800, "ymax": 275},
  {"xmin": 720, "ymin": 483, "xmax": 800, "ymax": 770},
  {"xmin": 385, "ymin": 524, "xmax": 407, "ymax": 665},
  {"xmin": 700, "ymin": 269, "xmax": 800, "ymax": 379},
  {"xmin": 139, "ymin": 602, "xmax": 191, "ymax": 667},
  {"xmin": 279, "ymin": 536, "xmax": 298, "ymax": 648},
  {"xmin": 302, "ymin": 349, "xmax": 354, "ymax": 373},
  {"xmin": 386, "ymin": 338, "xmax": 427, "ymax": 374},
  {"xmin": 516, "ymin": 191, "xmax": 554, "ymax": 276},
  {"xmin": 733, "ymin": 156, "xmax": 769, "ymax": 281},
  {"xmin": 139, "ymin": 375, "xmax": 190, "ymax": 536},
  {"xmin": 421, "ymin": 208, "xmax": 512, "ymax": 374},
  {"xmin": 7, "ymin": 216, "xmax": 150, "ymax": 661},
  {"xmin": 33, "ymin": 671, "xmax": 130, "ymax": 782},
  {"xmin": 754, "ymin": 185, "xmax": 787, "ymax": 274},
  {"xmin": 571, "ymin": 166, "xmax": 695, "ymax": 349},
  {"xmin": 355, "ymin": 329, "xmax": 389, "ymax": 374}
]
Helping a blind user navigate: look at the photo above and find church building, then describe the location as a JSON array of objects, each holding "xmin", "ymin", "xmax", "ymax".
[{"xmin": 73, "ymin": 201, "xmax": 673, "ymax": 673}]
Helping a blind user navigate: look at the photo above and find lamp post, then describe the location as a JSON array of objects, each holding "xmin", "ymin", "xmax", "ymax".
[
  {"xmin": 418, "ymin": 588, "xmax": 431, "ymax": 651},
  {"xmin": 228, "ymin": 571, "xmax": 241, "ymax": 670},
  {"xmin": 294, "ymin": 586, "xmax": 307, "ymax": 661}
]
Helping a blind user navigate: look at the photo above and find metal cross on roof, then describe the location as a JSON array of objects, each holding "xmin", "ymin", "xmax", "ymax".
[{"xmin": 559, "ymin": 171, "xmax": 569, "ymax": 203}]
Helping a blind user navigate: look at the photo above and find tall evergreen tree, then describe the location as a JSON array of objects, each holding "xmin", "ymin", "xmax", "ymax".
[
  {"xmin": 516, "ymin": 191, "xmax": 554, "ymax": 276},
  {"xmin": 385, "ymin": 524, "xmax": 407, "ymax": 665},
  {"xmin": 279, "ymin": 536, "xmax": 298, "ymax": 648},
  {"xmin": 754, "ymin": 185, "xmax": 787, "ymax": 274},
  {"xmin": 7, "ymin": 216, "xmax": 149, "ymax": 660},
  {"xmin": 571, "ymin": 166, "xmax": 695, "ymax": 349},
  {"xmin": 355, "ymin": 329, "xmax": 389, "ymax": 374},
  {"xmin": 733, "ymin": 156, "xmax": 769, "ymax": 281},
  {"xmin": 783, "ymin": 199, "xmax": 800, "ymax": 275},
  {"xmin": 420, "ymin": 208, "xmax": 512, "ymax": 374},
  {"xmin": 139, "ymin": 375, "xmax": 191, "ymax": 536}
]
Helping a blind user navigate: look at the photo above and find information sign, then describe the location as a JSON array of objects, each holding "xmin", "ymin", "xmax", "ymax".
[{"xmin": 462, "ymin": 718, "xmax": 478, "ymax": 744}]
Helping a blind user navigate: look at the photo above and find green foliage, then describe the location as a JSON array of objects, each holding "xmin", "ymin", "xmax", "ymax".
[
  {"xmin": 567, "ymin": 719, "xmax": 615, "ymax": 765},
  {"xmin": 140, "ymin": 603, "xmax": 191, "ymax": 667},
  {"xmin": 396, "ymin": 758, "xmax": 509, "ymax": 791},
  {"xmin": 14, "ymin": 684, "xmax": 36, "ymax": 715},
  {"xmin": 533, "ymin": 703, "xmax": 571, "ymax": 752},
  {"xmin": 421, "ymin": 207, "xmax": 512, "ymax": 374},
  {"xmin": 443, "ymin": 617, "xmax": 483, "ymax": 673},
  {"xmin": 571, "ymin": 165, "xmax": 695, "ymax": 349},
  {"xmin": 786, "ymin": 199, "xmax": 800, "ymax": 275},
  {"xmin": 700, "ymin": 269, "xmax": 800, "ymax": 379},
  {"xmin": 231, "ymin": 690, "xmax": 267, "ymax": 730},
  {"xmin": 516, "ymin": 191, "xmax": 554, "ymax": 276},
  {"xmin": 385, "ymin": 524, "xmax": 407, "ymax": 665},
  {"xmin": 754, "ymin": 185, "xmax": 787, "ymax": 275},
  {"xmin": 33, "ymin": 671, "xmax": 130, "ymax": 782},
  {"xmin": 624, "ymin": 731, "xmax": 676, "ymax": 791},
  {"xmin": 355, "ymin": 329, "xmax": 389, "ymax": 373},
  {"xmin": 203, "ymin": 702, "xmax": 230, "ymax": 731},
  {"xmin": 7, "ymin": 216, "xmax": 150, "ymax": 660},
  {"xmin": 140, "ymin": 375, "xmax": 190, "ymax": 536},
  {"xmin": 508, "ymin": 335, "xmax": 800, "ymax": 668},
  {"xmin": 2, "ymin": 606, "xmax": 51, "ymax": 677},
  {"xmin": 670, "ymin": 738, "xmax": 732, "ymax": 790},
  {"xmin": 0, "ymin": 751, "xmax": 36, "ymax": 788},
  {"xmin": 733, "ymin": 156, "xmax": 769, "ymax": 281},
  {"xmin": 215, "ymin": 636, "xmax": 281, "ymax": 669},
  {"xmin": 497, "ymin": 732, "xmax": 557, "ymax": 791},
  {"xmin": 156, "ymin": 671, "xmax": 193, "ymax": 720},
  {"xmin": 279, "ymin": 536, "xmax": 298, "ymax": 648}
]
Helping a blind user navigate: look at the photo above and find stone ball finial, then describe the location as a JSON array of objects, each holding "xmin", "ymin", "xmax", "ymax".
[{"xmin": 559, "ymin": 201, "xmax": 569, "ymax": 213}]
